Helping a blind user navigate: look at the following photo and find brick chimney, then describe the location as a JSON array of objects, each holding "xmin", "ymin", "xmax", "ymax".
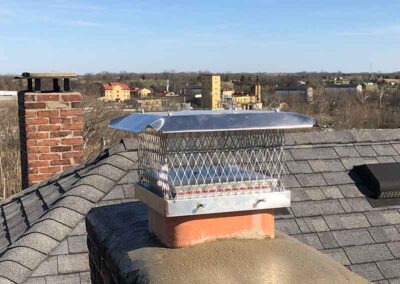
[{"xmin": 17, "ymin": 73, "xmax": 83, "ymax": 188}]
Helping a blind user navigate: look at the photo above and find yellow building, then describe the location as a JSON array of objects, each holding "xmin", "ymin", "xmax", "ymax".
[
  {"xmin": 138, "ymin": 88, "xmax": 152, "ymax": 98},
  {"xmin": 232, "ymin": 95, "xmax": 257, "ymax": 109},
  {"xmin": 102, "ymin": 82, "xmax": 131, "ymax": 102},
  {"xmin": 254, "ymin": 82, "xmax": 262, "ymax": 103},
  {"xmin": 201, "ymin": 74, "xmax": 221, "ymax": 110}
]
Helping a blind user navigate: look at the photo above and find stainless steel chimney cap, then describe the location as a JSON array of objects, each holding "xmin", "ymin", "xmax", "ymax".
[{"xmin": 108, "ymin": 110, "xmax": 317, "ymax": 133}]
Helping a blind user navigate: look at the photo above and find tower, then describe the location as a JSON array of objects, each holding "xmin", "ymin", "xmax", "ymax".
[
  {"xmin": 254, "ymin": 74, "xmax": 262, "ymax": 104},
  {"xmin": 201, "ymin": 74, "xmax": 221, "ymax": 110}
]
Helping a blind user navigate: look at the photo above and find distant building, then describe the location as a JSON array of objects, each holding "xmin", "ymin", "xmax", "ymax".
[
  {"xmin": 221, "ymin": 87, "xmax": 235, "ymax": 99},
  {"xmin": 273, "ymin": 87, "xmax": 314, "ymax": 101},
  {"xmin": 180, "ymin": 85, "xmax": 202, "ymax": 96},
  {"xmin": 137, "ymin": 88, "xmax": 152, "ymax": 98},
  {"xmin": 363, "ymin": 82, "xmax": 379, "ymax": 92},
  {"xmin": 201, "ymin": 74, "xmax": 221, "ymax": 110},
  {"xmin": 102, "ymin": 82, "xmax": 131, "ymax": 102},
  {"xmin": 325, "ymin": 84, "xmax": 363, "ymax": 94}
]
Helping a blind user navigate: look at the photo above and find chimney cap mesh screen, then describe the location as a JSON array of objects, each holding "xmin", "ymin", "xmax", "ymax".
[{"xmin": 138, "ymin": 129, "xmax": 285, "ymax": 200}]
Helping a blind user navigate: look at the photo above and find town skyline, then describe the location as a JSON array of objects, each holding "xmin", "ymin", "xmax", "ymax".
[{"xmin": 1, "ymin": 0, "xmax": 399, "ymax": 74}]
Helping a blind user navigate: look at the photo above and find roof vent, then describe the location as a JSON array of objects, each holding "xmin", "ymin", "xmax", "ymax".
[{"xmin": 354, "ymin": 163, "xmax": 400, "ymax": 199}]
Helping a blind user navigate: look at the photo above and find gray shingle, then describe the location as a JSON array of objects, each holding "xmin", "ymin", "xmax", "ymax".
[
  {"xmin": 67, "ymin": 235, "xmax": 87, "ymax": 254},
  {"xmin": 1, "ymin": 246, "xmax": 46, "ymax": 270},
  {"xmin": 0, "ymin": 261, "xmax": 31, "ymax": 283},
  {"xmin": 45, "ymin": 207, "xmax": 84, "ymax": 228},
  {"xmin": 369, "ymin": 226, "xmax": 400, "ymax": 243},
  {"xmin": 296, "ymin": 218, "xmax": 311, "ymax": 233},
  {"xmin": 339, "ymin": 198, "xmax": 372, "ymax": 213},
  {"xmin": 122, "ymin": 138, "xmax": 137, "ymax": 151},
  {"xmin": 303, "ymin": 217, "xmax": 330, "ymax": 232},
  {"xmin": 290, "ymin": 147, "xmax": 339, "ymax": 160},
  {"xmin": 50, "ymin": 239, "xmax": 69, "ymax": 256},
  {"xmin": 308, "ymin": 159, "xmax": 345, "ymax": 173},
  {"xmin": 73, "ymin": 175, "xmax": 115, "ymax": 193},
  {"xmin": 28, "ymin": 219, "xmax": 70, "ymax": 242},
  {"xmin": 387, "ymin": 242, "xmax": 400, "ymax": 258},
  {"xmin": 118, "ymin": 170, "xmax": 139, "ymax": 185},
  {"xmin": 275, "ymin": 219, "xmax": 301, "ymax": 235},
  {"xmin": 80, "ymin": 272, "xmax": 91, "ymax": 284},
  {"xmin": 122, "ymin": 184, "xmax": 136, "ymax": 199},
  {"xmin": 305, "ymin": 188, "xmax": 326, "ymax": 201},
  {"xmin": 320, "ymin": 186, "xmax": 344, "ymax": 199},
  {"xmin": 54, "ymin": 196, "xmax": 93, "ymax": 216},
  {"xmin": 15, "ymin": 232, "xmax": 58, "ymax": 254},
  {"xmin": 102, "ymin": 185, "xmax": 125, "ymax": 201},
  {"xmin": 340, "ymin": 157, "xmax": 378, "ymax": 170},
  {"xmin": 291, "ymin": 200, "xmax": 344, "ymax": 217},
  {"xmin": 372, "ymin": 145, "xmax": 398, "ymax": 156},
  {"xmin": 25, "ymin": 277, "xmax": 46, "ymax": 284},
  {"xmin": 322, "ymin": 248, "xmax": 350, "ymax": 265},
  {"xmin": 296, "ymin": 173, "xmax": 327, "ymax": 187},
  {"xmin": 64, "ymin": 185, "xmax": 104, "ymax": 203},
  {"xmin": 324, "ymin": 213, "xmax": 370, "ymax": 230},
  {"xmin": 31, "ymin": 256, "xmax": 58, "ymax": 277},
  {"xmin": 365, "ymin": 211, "xmax": 400, "ymax": 226},
  {"xmin": 282, "ymin": 175, "xmax": 300, "ymax": 188},
  {"xmin": 285, "ymin": 161, "xmax": 313, "ymax": 174},
  {"xmin": 339, "ymin": 184, "xmax": 365, "ymax": 198},
  {"xmin": 69, "ymin": 220, "xmax": 86, "ymax": 236},
  {"xmin": 345, "ymin": 244, "xmax": 394, "ymax": 264},
  {"xmin": 335, "ymin": 146, "xmax": 360, "ymax": 158},
  {"xmin": 332, "ymin": 229, "xmax": 374, "ymax": 247},
  {"xmin": 82, "ymin": 164, "xmax": 126, "ymax": 182},
  {"xmin": 376, "ymin": 156, "xmax": 396, "ymax": 163},
  {"xmin": 350, "ymin": 263, "xmax": 384, "ymax": 281},
  {"xmin": 317, "ymin": 232, "xmax": 340, "ymax": 249},
  {"xmin": 292, "ymin": 233, "xmax": 323, "ymax": 250},
  {"xmin": 377, "ymin": 260, "xmax": 400, "ymax": 279},
  {"xmin": 322, "ymin": 172, "xmax": 353, "ymax": 186},
  {"xmin": 57, "ymin": 253, "xmax": 89, "ymax": 274},
  {"xmin": 355, "ymin": 145, "xmax": 378, "ymax": 157},
  {"xmin": 45, "ymin": 274, "xmax": 80, "ymax": 284},
  {"xmin": 97, "ymin": 154, "xmax": 135, "ymax": 172},
  {"xmin": 393, "ymin": 143, "xmax": 400, "ymax": 154}
]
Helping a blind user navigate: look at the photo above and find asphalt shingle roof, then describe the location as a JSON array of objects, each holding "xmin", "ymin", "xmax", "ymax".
[
  {"xmin": 0, "ymin": 128, "xmax": 400, "ymax": 283},
  {"xmin": 276, "ymin": 129, "xmax": 400, "ymax": 283}
]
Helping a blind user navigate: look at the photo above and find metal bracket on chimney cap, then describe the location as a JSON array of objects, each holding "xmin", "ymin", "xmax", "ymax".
[{"xmin": 135, "ymin": 183, "xmax": 291, "ymax": 217}]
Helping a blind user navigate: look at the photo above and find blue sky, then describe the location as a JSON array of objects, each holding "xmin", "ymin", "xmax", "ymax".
[{"xmin": 0, "ymin": 0, "xmax": 399, "ymax": 74}]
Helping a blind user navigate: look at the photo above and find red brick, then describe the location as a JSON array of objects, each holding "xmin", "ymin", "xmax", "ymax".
[
  {"xmin": 28, "ymin": 154, "xmax": 39, "ymax": 161},
  {"xmin": 71, "ymin": 116, "xmax": 83, "ymax": 124},
  {"xmin": 27, "ymin": 132, "xmax": 49, "ymax": 139},
  {"xmin": 26, "ymin": 118, "xmax": 48, "ymax": 125},
  {"xmin": 27, "ymin": 140, "xmax": 37, "ymax": 147},
  {"xmin": 25, "ymin": 94, "xmax": 36, "ymax": 102},
  {"xmin": 60, "ymin": 109, "xmax": 82, "ymax": 117},
  {"xmin": 38, "ymin": 139, "xmax": 60, "ymax": 146},
  {"xmin": 29, "ymin": 174, "xmax": 52, "ymax": 184},
  {"xmin": 50, "ymin": 131, "xmax": 72, "ymax": 138},
  {"xmin": 39, "ymin": 153, "xmax": 60, "ymax": 160},
  {"xmin": 62, "ymin": 94, "xmax": 81, "ymax": 102},
  {"xmin": 61, "ymin": 123, "xmax": 83, "ymax": 130},
  {"xmin": 38, "ymin": 166, "xmax": 62, "ymax": 174},
  {"xmin": 50, "ymin": 146, "xmax": 71, "ymax": 152},
  {"xmin": 26, "ymin": 125, "xmax": 37, "ymax": 132},
  {"xmin": 73, "ymin": 131, "xmax": 83, "ymax": 136},
  {"xmin": 27, "ymin": 146, "xmax": 49, "ymax": 154},
  {"xmin": 25, "ymin": 102, "xmax": 46, "ymax": 109},
  {"xmin": 73, "ymin": 155, "xmax": 84, "ymax": 164},
  {"xmin": 73, "ymin": 144, "xmax": 84, "ymax": 151},
  {"xmin": 49, "ymin": 117, "xmax": 72, "ymax": 124},
  {"xmin": 61, "ymin": 138, "xmax": 83, "ymax": 145},
  {"xmin": 37, "ymin": 110, "xmax": 59, "ymax": 118},
  {"xmin": 36, "ymin": 95, "xmax": 60, "ymax": 102},
  {"xmin": 29, "ymin": 160, "xmax": 49, "ymax": 168},
  {"xmin": 28, "ymin": 168, "xmax": 38, "ymax": 174},
  {"xmin": 38, "ymin": 125, "xmax": 61, "ymax": 131},
  {"xmin": 25, "ymin": 111, "xmax": 37, "ymax": 118},
  {"xmin": 50, "ymin": 159, "xmax": 71, "ymax": 166},
  {"xmin": 62, "ymin": 151, "xmax": 82, "ymax": 159}
]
